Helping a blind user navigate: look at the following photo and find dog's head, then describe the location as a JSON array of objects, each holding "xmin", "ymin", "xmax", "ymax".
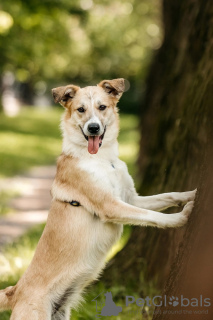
[{"xmin": 52, "ymin": 79, "xmax": 125, "ymax": 155}]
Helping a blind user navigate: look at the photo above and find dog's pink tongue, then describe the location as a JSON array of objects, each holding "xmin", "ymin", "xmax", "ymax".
[{"xmin": 88, "ymin": 136, "xmax": 99, "ymax": 154}]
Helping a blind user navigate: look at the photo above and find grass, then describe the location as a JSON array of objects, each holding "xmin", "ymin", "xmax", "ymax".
[
  {"xmin": 0, "ymin": 107, "xmax": 158, "ymax": 319},
  {"xmin": 0, "ymin": 108, "xmax": 62, "ymax": 178}
]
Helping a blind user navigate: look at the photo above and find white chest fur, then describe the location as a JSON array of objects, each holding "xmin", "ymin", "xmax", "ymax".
[{"xmin": 77, "ymin": 156, "xmax": 132, "ymax": 202}]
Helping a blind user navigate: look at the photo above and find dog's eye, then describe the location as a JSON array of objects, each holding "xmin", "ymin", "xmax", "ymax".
[
  {"xmin": 77, "ymin": 107, "xmax": 85, "ymax": 113},
  {"xmin": 99, "ymin": 105, "xmax": 106, "ymax": 111}
]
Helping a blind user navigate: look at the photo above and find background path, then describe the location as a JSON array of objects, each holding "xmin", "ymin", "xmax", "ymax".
[{"xmin": 0, "ymin": 166, "xmax": 56, "ymax": 248}]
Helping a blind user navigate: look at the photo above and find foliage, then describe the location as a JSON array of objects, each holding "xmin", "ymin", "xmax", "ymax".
[{"xmin": 0, "ymin": 0, "xmax": 161, "ymax": 90}]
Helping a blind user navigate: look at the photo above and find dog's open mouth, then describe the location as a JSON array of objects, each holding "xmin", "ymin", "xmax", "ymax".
[{"xmin": 80, "ymin": 126, "xmax": 106, "ymax": 155}]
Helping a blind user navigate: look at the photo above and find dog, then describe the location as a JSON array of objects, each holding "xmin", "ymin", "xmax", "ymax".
[{"xmin": 0, "ymin": 78, "xmax": 196, "ymax": 319}]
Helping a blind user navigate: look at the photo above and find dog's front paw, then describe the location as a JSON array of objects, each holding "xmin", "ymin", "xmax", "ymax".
[
  {"xmin": 171, "ymin": 201, "xmax": 194, "ymax": 228},
  {"xmin": 162, "ymin": 200, "xmax": 194, "ymax": 228},
  {"xmin": 177, "ymin": 189, "xmax": 197, "ymax": 207},
  {"xmin": 182, "ymin": 200, "xmax": 194, "ymax": 219},
  {"xmin": 187, "ymin": 189, "xmax": 197, "ymax": 201}
]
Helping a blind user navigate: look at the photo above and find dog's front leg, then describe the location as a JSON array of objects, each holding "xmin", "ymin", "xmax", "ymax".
[
  {"xmin": 99, "ymin": 197, "xmax": 194, "ymax": 228},
  {"xmin": 52, "ymin": 173, "xmax": 194, "ymax": 228},
  {"xmin": 130, "ymin": 190, "xmax": 196, "ymax": 211}
]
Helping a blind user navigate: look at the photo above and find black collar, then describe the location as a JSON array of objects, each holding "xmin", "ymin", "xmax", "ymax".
[{"xmin": 64, "ymin": 200, "xmax": 81, "ymax": 207}]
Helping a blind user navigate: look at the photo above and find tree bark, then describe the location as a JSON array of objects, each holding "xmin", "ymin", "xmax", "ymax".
[
  {"xmin": 153, "ymin": 113, "xmax": 213, "ymax": 319},
  {"xmin": 103, "ymin": 0, "xmax": 213, "ymax": 297}
]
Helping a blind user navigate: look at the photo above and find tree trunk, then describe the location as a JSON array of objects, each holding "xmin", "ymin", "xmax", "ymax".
[
  {"xmin": 153, "ymin": 112, "xmax": 213, "ymax": 319},
  {"xmin": 103, "ymin": 0, "xmax": 213, "ymax": 295}
]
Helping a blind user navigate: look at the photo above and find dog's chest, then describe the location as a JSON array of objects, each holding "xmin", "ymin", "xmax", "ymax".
[{"xmin": 78, "ymin": 158, "xmax": 127, "ymax": 201}]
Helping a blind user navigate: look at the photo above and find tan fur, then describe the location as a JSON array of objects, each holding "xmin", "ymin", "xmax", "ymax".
[{"xmin": 0, "ymin": 79, "xmax": 196, "ymax": 320}]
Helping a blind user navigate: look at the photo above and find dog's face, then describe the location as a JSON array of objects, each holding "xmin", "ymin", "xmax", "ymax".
[{"xmin": 52, "ymin": 79, "xmax": 125, "ymax": 154}]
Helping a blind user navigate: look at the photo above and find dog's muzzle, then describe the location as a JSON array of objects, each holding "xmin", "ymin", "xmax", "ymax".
[{"xmin": 79, "ymin": 125, "xmax": 106, "ymax": 155}]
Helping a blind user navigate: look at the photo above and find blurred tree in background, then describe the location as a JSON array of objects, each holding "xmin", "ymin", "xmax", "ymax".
[{"xmin": 0, "ymin": 0, "xmax": 161, "ymax": 111}]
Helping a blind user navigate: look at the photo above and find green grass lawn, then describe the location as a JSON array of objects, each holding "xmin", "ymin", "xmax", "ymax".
[
  {"xmin": 0, "ymin": 108, "xmax": 62, "ymax": 178},
  {"xmin": 0, "ymin": 108, "xmax": 158, "ymax": 319}
]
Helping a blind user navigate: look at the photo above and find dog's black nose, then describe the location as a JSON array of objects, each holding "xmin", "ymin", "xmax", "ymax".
[{"xmin": 88, "ymin": 123, "xmax": 100, "ymax": 134}]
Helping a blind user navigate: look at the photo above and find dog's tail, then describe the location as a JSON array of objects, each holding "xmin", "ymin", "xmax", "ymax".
[{"xmin": 0, "ymin": 286, "xmax": 15, "ymax": 311}]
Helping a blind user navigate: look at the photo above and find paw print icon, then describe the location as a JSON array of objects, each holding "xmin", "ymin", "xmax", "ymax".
[{"xmin": 169, "ymin": 296, "xmax": 179, "ymax": 307}]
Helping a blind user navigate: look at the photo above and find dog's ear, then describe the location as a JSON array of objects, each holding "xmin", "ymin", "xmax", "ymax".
[
  {"xmin": 98, "ymin": 78, "xmax": 125, "ymax": 99},
  {"xmin": 52, "ymin": 85, "xmax": 80, "ymax": 106}
]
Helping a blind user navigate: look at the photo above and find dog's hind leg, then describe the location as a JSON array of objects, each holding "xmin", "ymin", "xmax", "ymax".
[
  {"xmin": 10, "ymin": 301, "xmax": 52, "ymax": 320},
  {"xmin": 10, "ymin": 310, "xmax": 51, "ymax": 320}
]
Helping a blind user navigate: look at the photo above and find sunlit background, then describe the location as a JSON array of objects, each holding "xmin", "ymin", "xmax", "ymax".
[{"xmin": 0, "ymin": 0, "xmax": 162, "ymax": 115}]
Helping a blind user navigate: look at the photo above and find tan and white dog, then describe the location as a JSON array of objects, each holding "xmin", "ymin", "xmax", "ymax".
[{"xmin": 0, "ymin": 79, "xmax": 196, "ymax": 320}]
